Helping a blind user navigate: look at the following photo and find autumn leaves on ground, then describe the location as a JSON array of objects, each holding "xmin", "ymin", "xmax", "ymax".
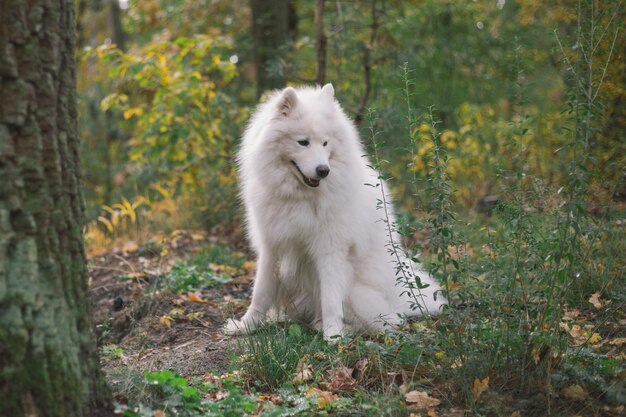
[{"xmin": 88, "ymin": 225, "xmax": 625, "ymax": 417}]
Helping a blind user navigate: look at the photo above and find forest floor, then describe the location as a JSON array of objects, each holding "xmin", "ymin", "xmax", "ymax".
[
  {"xmin": 88, "ymin": 229, "xmax": 625, "ymax": 417},
  {"xmin": 88, "ymin": 231, "xmax": 251, "ymax": 405}
]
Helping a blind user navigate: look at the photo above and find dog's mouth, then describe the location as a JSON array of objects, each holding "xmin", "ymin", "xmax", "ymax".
[{"xmin": 291, "ymin": 161, "xmax": 321, "ymax": 188}]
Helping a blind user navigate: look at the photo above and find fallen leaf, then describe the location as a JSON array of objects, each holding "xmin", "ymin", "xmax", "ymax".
[
  {"xmin": 154, "ymin": 411, "xmax": 166, "ymax": 417},
  {"xmin": 405, "ymin": 390, "xmax": 441, "ymax": 409},
  {"xmin": 305, "ymin": 387, "xmax": 338, "ymax": 409},
  {"xmin": 569, "ymin": 324, "xmax": 584, "ymax": 338},
  {"xmin": 589, "ymin": 291, "xmax": 603, "ymax": 309},
  {"xmin": 123, "ymin": 241, "xmax": 139, "ymax": 253},
  {"xmin": 159, "ymin": 315, "xmax": 172, "ymax": 329},
  {"xmin": 608, "ymin": 337, "xmax": 626, "ymax": 346},
  {"xmin": 448, "ymin": 281, "xmax": 462, "ymax": 291},
  {"xmin": 291, "ymin": 358, "xmax": 313, "ymax": 385},
  {"xmin": 509, "ymin": 411, "xmax": 521, "ymax": 417},
  {"xmin": 186, "ymin": 292, "xmax": 205, "ymax": 303},
  {"xmin": 589, "ymin": 333, "xmax": 602, "ymax": 344},
  {"xmin": 191, "ymin": 233, "xmax": 205, "ymax": 241},
  {"xmin": 352, "ymin": 358, "xmax": 369, "ymax": 380},
  {"xmin": 427, "ymin": 409, "xmax": 440, "ymax": 417},
  {"xmin": 328, "ymin": 366, "xmax": 356, "ymax": 392},
  {"xmin": 471, "ymin": 376, "xmax": 489, "ymax": 400},
  {"xmin": 561, "ymin": 384, "xmax": 588, "ymax": 401},
  {"xmin": 562, "ymin": 309, "xmax": 580, "ymax": 321}
]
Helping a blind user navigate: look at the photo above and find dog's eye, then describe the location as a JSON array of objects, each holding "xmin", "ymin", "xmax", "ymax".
[
  {"xmin": 323, "ymin": 141, "xmax": 328, "ymax": 147},
  {"xmin": 297, "ymin": 139, "xmax": 310, "ymax": 147}
]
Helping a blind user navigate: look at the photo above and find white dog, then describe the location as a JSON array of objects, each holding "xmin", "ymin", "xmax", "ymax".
[{"xmin": 224, "ymin": 84, "xmax": 445, "ymax": 340}]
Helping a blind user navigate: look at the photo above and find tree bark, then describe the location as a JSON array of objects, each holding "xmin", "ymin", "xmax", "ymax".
[
  {"xmin": 250, "ymin": 0, "xmax": 290, "ymax": 98},
  {"xmin": 0, "ymin": 1, "xmax": 112, "ymax": 416},
  {"xmin": 314, "ymin": 0, "xmax": 326, "ymax": 85}
]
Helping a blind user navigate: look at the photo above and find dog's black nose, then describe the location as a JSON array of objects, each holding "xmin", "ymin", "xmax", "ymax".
[{"xmin": 316, "ymin": 165, "xmax": 330, "ymax": 178}]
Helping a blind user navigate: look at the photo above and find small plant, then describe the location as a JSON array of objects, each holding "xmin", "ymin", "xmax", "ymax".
[{"xmin": 158, "ymin": 244, "xmax": 245, "ymax": 292}]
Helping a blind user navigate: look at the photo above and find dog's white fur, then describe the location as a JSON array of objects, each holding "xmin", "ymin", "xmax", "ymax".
[{"xmin": 225, "ymin": 84, "xmax": 445, "ymax": 340}]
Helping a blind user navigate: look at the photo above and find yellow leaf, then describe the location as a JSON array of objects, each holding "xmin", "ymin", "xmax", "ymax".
[
  {"xmin": 434, "ymin": 351, "xmax": 445, "ymax": 359},
  {"xmin": 471, "ymin": 376, "xmax": 489, "ymax": 400},
  {"xmin": 123, "ymin": 107, "xmax": 143, "ymax": 120},
  {"xmin": 187, "ymin": 292, "xmax": 205, "ymax": 303},
  {"xmin": 191, "ymin": 233, "xmax": 205, "ymax": 241},
  {"xmin": 97, "ymin": 216, "xmax": 114, "ymax": 233},
  {"xmin": 509, "ymin": 412, "xmax": 521, "ymax": 417},
  {"xmin": 305, "ymin": 388, "xmax": 338, "ymax": 409},
  {"xmin": 561, "ymin": 384, "xmax": 588, "ymax": 401},
  {"xmin": 589, "ymin": 333, "xmax": 602, "ymax": 344},
  {"xmin": 159, "ymin": 315, "xmax": 172, "ymax": 329},
  {"xmin": 405, "ymin": 390, "xmax": 441, "ymax": 409}
]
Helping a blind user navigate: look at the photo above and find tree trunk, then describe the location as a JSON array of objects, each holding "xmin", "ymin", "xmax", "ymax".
[
  {"xmin": 0, "ymin": 1, "xmax": 112, "ymax": 416},
  {"xmin": 314, "ymin": 0, "xmax": 326, "ymax": 86},
  {"xmin": 250, "ymin": 0, "xmax": 290, "ymax": 98}
]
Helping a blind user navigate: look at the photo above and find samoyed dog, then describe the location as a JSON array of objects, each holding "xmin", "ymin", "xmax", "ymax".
[{"xmin": 225, "ymin": 84, "xmax": 445, "ymax": 340}]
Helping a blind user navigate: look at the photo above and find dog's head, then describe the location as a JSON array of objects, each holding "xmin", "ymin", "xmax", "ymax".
[{"xmin": 271, "ymin": 84, "xmax": 337, "ymax": 189}]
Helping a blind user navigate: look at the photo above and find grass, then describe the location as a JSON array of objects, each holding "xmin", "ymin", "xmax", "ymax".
[{"xmin": 156, "ymin": 244, "xmax": 247, "ymax": 293}]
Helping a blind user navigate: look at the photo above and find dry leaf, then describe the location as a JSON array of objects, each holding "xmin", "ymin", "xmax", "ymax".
[
  {"xmin": 509, "ymin": 412, "xmax": 521, "ymax": 417},
  {"xmin": 352, "ymin": 358, "xmax": 369, "ymax": 381},
  {"xmin": 562, "ymin": 309, "xmax": 580, "ymax": 321},
  {"xmin": 405, "ymin": 390, "xmax": 441, "ymax": 409},
  {"xmin": 191, "ymin": 233, "xmax": 205, "ymax": 241},
  {"xmin": 589, "ymin": 333, "xmax": 602, "ymax": 344},
  {"xmin": 305, "ymin": 387, "xmax": 338, "ymax": 409},
  {"xmin": 159, "ymin": 315, "xmax": 172, "ymax": 329},
  {"xmin": 609, "ymin": 337, "xmax": 626, "ymax": 346},
  {"xmin": 427, "ymin": 409, "xmax": 440, "ymax": 417},
  {"xmin": 123, "ymin": 241, "xmax": 139, "ymax": 253},
  {"xmin": 471, "ymin": 376, "xmax": 489, "ymax": 400},
  {"xmin": 561, "ymin": 384, "xmax": 588, "ymax": 401},
  {"xmin": 154, "ymin": 411, "xmax": 166, "ymax": 417},
  {"xmin": 589, "ymin": 291, "xmax": 603, "ymax": 309},
  {"xmin": 292, "ymin": 358, "xmax": 313, "ymax": 385},
  {"xmin": 186, "ymin": 292, "xmax": 205, "ymax": 303},
  {"xmin": 328, "ymin": 366, "xmax": 356, "ymax": 392}
]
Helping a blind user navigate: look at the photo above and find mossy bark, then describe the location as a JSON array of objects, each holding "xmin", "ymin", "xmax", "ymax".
[{"xmin": 0, "ymin": 1, "xmax": 112, "ymax": 416}]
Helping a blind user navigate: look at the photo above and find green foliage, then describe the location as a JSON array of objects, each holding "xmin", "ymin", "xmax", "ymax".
[
  {"xmin": 90, "ymin": 34, "xmax": 245, "ymax": 229},
  {"xmin": 158, "ymin": 245, "xmax": 245, "ymax": 292},
  {"xmin": 237, "ymin": 323, "xmax": 330, "ymax": 390}
]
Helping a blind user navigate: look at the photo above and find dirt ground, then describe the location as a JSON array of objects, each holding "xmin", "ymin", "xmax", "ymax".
[{"xmin": 88, "ymin": 231, "xmax": 252, "ymax": 380}]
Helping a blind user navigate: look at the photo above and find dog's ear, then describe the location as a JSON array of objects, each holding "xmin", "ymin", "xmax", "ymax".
[
  {"xmin": 321, "ymin": 83, "xmax": 334, "ymax": 100},
  {"xmin": 277, "ymin": 87, "xmax": 298, "ymax": 117}
]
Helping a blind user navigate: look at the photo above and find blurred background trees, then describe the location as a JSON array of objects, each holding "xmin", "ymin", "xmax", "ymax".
[{"xmin": 76, "ymin": 0, "xmax": 624, "ymax": 251}]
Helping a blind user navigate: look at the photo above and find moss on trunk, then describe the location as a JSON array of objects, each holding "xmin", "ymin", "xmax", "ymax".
[{"xmin": 0, "ymin": 1, "xmax": 112, "ymax": 416}]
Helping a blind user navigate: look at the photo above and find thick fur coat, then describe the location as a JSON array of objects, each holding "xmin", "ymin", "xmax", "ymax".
[{"xmin": 224, "ymin": 84, "xmax": 445, "ymax": 340}]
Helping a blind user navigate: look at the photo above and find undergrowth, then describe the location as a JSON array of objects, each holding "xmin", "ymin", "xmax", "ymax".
[{"xmin": 104, "ymin": 2, "xmax": 624, "ymax": 416}]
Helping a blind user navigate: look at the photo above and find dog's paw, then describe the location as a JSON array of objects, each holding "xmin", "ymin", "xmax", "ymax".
[
  {"xmin": 223, "ymin": 315, "xmax": 264, "ymax": 336},
  {"xmin": 223, "ymin": 318, "xmax": 250, "ymax": 335},
  {"xmin": 323, "ymin": 325, "xmax": 346, "ymax": 344}
]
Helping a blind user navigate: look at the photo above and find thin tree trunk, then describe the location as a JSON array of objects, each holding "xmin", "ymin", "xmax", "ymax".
[
  {"xmin": 0, "ymin": 1, "xmax": 112, "ymax": 416},
  {"xmin": 250, "ymin": 0, "xmax": 289, "ymax": 97},
  {"xmin": 314, "ymin": 0, "xmax": 327, "ymax": 85}
]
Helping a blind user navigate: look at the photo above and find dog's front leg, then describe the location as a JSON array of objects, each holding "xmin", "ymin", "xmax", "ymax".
[
  {"xmin": 315, "ymin": 251, "xmax": 351, "ymax": 342},
  {"xmin": 224, "ymin": 249, "xmax": 277, "ymax": 335}
]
